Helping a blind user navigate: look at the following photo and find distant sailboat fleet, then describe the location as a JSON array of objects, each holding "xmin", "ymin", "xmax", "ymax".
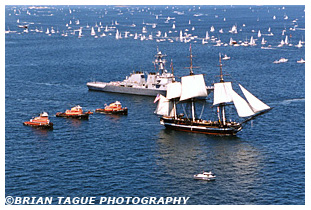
[{"xmin": 6, "ymin": 6, "xmax": 305, "ymax": 53}]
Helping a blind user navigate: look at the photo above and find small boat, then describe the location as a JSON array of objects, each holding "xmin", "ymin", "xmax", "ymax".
[
  {"xmin": 297, "ymin": 58, "xmax": 305, "ymax": 64},
  {"xmin": 279, "ymin": 58, "xmax": 288, "ymax": 63},
  {"xmin": 295, "ymin": 40, "xmax": 303, "ymax": 48},
  {"xmin": 222, "ymin": 54, "xmax": 230, "ymax": 60},
  {"xmin": 23, "ymin": 112, "xmax": 53, "ymax": 129},
  {"xmin": 193, "ymin": 171, "xmax": 216, "ymax": 181},
  {"xmin": 95, "ymin": 101, "xmax": 128, "ymax": 115},
  {"xmin": 56, "ymin": 105, "xmax": 93, "ymax": 119},
  {"xmin": 273, "ymin": 57, "xmax": 288, "ymax": 64}
]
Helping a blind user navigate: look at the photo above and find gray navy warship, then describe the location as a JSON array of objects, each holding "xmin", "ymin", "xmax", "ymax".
[{"xmin": 87, "ymin": 50, "xmax": 176, "ymax": 96}]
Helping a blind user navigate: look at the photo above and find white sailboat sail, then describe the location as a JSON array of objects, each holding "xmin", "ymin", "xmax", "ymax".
[
  {"xmin": 91, "ymin": 27, "xmax": 95, "ymax": 36},
  {"xmin": 239, "ymin": 84, "xmax": 270, "ymax": 113},
  {"xmin": 205, "ymin": 31, "xmax": 209, "ymax": 39},
  {"xmin": 180, "ymin": 74, "xmax": 208, "ymax": 101},
  {"xmin": 231, "ymin": 90, "xmax": 255, "ymax": 117},
  {"xmin": 115, "ymin": 29, "xmax": 119, "ymax": 39},
  {"xmin": 249, "ymin": 36, "xmax": 255, "ymax": 45},
  {"xmin": 179, "ymin": 30, "xmax": 183, "ymax": 42},
  {"xmin": 155, "ymin": 95, "xmax": 173, "ymax": 116},
  {"xmin": 213, "ymin": 82, "xmax": 234, "ymax": 105},
  {"xmin": 284, "ymin": 35, "xmax": 289, "ymax": 45},
  {"xmin": 166, "ymin": 82, "xmax": 182, "ymax": 100}
]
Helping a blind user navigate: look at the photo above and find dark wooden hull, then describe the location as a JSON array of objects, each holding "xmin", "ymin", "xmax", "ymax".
[
  {"xmin": 95, "ymin": 108, "xmax": 128, "ymax": 115},
  {"xmin": 23, "ymin": 122, "xmax": 54, "ymax": 130},
  {"xmin": 56, "ymin": 112, "xmax": 89, "ymax": 120},
  {"xmin": 160, "ymin": 117, "xmax": 242, "ymax": 136}
]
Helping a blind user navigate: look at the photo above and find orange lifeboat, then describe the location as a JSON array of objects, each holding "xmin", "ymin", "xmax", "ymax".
[
  {"xmin": 95, "ymin": 101, "xmax": 128, "ymax": 115},
  {"xmin": 23, "ymin": 112, "xmax": 53, "ymax": 129},
  {"xmin": 56, "ymin": 105, "xmax": 93, "ymax": 119}
]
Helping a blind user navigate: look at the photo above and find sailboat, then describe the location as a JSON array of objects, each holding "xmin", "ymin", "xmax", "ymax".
[
  {"xmin": 284, "ymin": 35, "xmax": 289, "ymax": 45},
  {"xmin": 210, "ymin": 26, "xmax": 215, "ymax": 32},
  {"xmin": 156, "ymin": 49, "xmax": 271, "ymax": 136},
  {"xmin": 205, "ymin": 31, "xmax": 210, "ymax": 40},
  {"xmin": 78, "ymin": 28, "xmax": 83, "ymax": 38},
  {"xmin": 249, "ymin": 36, "xmax": 256, "ymax": 46},
  {"xmin": 115, "ymin": 29, "xmax": 120, "ymax": 39},
  {"xmin": 91, "ymin": 27, "xmax": 96, "ymax": 36},
  {"xmin": 296, "ymin": 40, "xmax": 303, "ymax": 48},
  {"xmin": 179, "ymin": 30, "xmax": 183, "ymax": 42}
]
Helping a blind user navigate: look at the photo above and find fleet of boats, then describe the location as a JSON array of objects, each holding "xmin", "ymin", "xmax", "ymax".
[
  {"xmin": 17, "ymin": 6, "xmax": 304, "ymax": 182},
  {"xmin": 25, "ymin": 47, "xmax": 272, "ymax": 136}
]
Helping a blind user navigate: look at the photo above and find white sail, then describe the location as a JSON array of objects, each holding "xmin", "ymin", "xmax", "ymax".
[
  {"xmin": 231, "ymin": 90, "xmax": 255, "ymax": 117},
  {"xmin": 166, "ymin": 82, "xmax": 182, "ymax": 100},
  {"xmin": 213, "ymin": 82, "xmax": 234, "ymax": 105},
  {"xmin": 91, "ymin": 27, "xmax": 95, "ymax": 36},
  {"xmin": 284, "ymin": 35, "xmax": 289, "ymax": 45},
  {"xmin": 249, "ymin": 36, "xmax": 256, "ymax": 45},
  {"xmin": 239, "ymin": 84, "xmax": 270, "ymax": 113},
  {"xmin": 78, "ymin": 28, "xmax": 82, "ymax": 37},
  {"xmin": 155, "ymin": 95, "xmax": 173, "ymax": 116},
  {"xmin": 179, "ymin": 30, "xmax": 183, "ymax": 42},
  {"xmin": 180, "ymin": 74, "xmax": 207, "ymax": 101},
  {"xmin": 115, "ymin": 29, "xmax": 119, "ymax": 39},
  {"xmin": 258, "ymin": 30, "xmax": 261, "ymax": 37},
  {"xmin": 205, "ymin": 31, "xmax": 209, "ymax": 39}
]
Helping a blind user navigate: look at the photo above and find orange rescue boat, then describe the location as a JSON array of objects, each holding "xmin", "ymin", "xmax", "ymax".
[
  {"xmin": 95, "ymin": 101, "xmax": 128, "ymax": 115},
  {"xmin": 56, "ymin": 105, "xmax": 93, "ymax": 119},
  {"xmin": 23, "ymin": 112, "xmax": 53, "ymax": 129}
]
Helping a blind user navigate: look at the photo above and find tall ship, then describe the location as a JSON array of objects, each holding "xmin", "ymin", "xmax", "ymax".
[
  {"xmin": 154, "ymin": 49, "xmax": 272, "ymax": 136},
  {"xmin": 87, "ymin": 50, "xmax": 176, "ymax": 96}
]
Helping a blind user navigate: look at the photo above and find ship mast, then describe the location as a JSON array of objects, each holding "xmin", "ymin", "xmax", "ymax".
[
  {"xmin": 185, "ymin": 44, "xmax": 199, "ymax": 122},
  {"xmin": 154, "ymin": 51, "xmax": 166, "ymax": 74},
  {"xmin": 218, "ymin": 53, "xmax": 226, "ymax": 125},
  {"xmin": 170, "ymin": 59, "xmax": 174, "ymax": 76}
]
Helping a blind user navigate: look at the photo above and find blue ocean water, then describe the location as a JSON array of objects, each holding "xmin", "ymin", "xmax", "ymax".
[{"xmin": 5, "ymin": 5, "xmax": 305, "ymax": 205}]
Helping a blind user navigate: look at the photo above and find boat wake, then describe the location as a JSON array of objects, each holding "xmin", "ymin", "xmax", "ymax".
[{"xmin": 280, "ymin": 98, "xmax": 305, "ymax": 105}]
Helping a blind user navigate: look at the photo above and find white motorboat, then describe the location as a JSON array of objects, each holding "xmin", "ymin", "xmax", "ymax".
[
  {"xmin": 274, "ymin": 57, "xmax": 288, "ymax": 64},
  {"xmin": 297, "ymin": 58, "xmax": 305, "ymax": 64},
  {"xmin": 193, "ymin": 171, "xmax": 216, "ymax": 181},
  {"xmin": 279, "ymin": 58, "xmax": 288, "ymax": 63},
  {"xmin": 223, "ymin": 54, "xmax": 230, "ymax": 60}
]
